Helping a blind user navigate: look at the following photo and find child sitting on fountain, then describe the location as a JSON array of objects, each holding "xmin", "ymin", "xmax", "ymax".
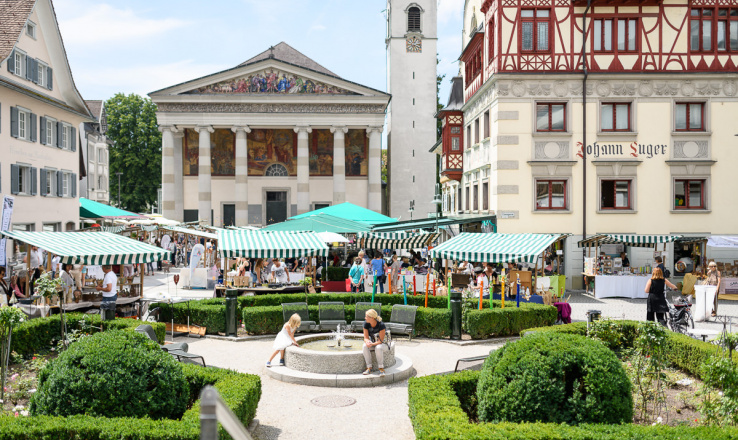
[{"xmin": 266, "ymin": 313, "xmax": 301, "ymax": 367}]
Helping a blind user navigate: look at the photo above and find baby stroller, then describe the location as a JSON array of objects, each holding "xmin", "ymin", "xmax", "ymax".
[{"xmin": 667, "ymin": 295, "xmax": 694, "ymax": 334}]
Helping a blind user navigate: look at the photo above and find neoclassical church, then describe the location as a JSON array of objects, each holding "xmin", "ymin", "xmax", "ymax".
[{"xmin": 150, "ymin": 42, "xmax": 389, "ymax": 226}]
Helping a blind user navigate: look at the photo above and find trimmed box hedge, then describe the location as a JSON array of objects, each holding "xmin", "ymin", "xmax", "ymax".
[
  {"xmin": 11, "ymin": 313, "xmax": 166, "ymax": 357},
  {"xmin": 408, "ymin": 370, "xmax": 738, "ymax": 440},
  {"xmin": 520, "ymin": 321, "xmax": 738, "ymax": 380},
  {"xmin": 463, "ymin": 301, "xmax": 558, "ymax": 339},
  {"xmin": 0, "ymin": 363, "xmax": 261, "ymax": 440}
]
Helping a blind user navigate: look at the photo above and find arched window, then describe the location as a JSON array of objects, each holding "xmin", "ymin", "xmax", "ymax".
[
  {"xmin": 408, "ymin": 7, "xmax": 421, "ymax": 32},
  {"xmin": 265, "ymin": 163, "xmax": 288, "ymax": 177}
]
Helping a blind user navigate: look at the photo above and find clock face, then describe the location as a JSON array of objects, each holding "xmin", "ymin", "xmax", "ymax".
[{"xmin": 406, "ymin": 36, "xmax": 422, "ymax": 53}]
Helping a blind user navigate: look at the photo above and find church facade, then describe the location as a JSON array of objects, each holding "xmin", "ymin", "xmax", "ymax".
[{"xmin": 150, "ymin": 43, "xmax": 389, "ymax": 227}]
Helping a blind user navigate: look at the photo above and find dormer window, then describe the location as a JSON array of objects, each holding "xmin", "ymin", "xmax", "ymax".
[
  {"xmin": 408, "ymin": 6, "xmax": 421, "ymax": 32},
  {"xmin": 26, "ymin": 21, "xmax": 36, "ymax": 39}
]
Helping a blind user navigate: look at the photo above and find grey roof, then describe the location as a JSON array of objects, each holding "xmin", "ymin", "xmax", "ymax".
[
  {"xmin": 239, "ymin": 42, "xmax": 337, "ymax": 77},
  {"xmin": 0, "ymin": 0, "xmax": 35, "ymax": 63},
  {"xmin": 443, "ymin": 77, "xmax": 464, "ymax": 112},
  {"xmin": 85, "ymin": 100, "xmax": 103, "ymax": 121}
]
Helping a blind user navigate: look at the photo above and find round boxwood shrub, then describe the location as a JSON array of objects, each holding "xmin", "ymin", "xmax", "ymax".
[
  {"xmin": 29, "ymin": 330, "xmax": 189, "ymax": 419},
  {"xmin": 477, "ymin": 332, "xmax": 632, "ymax": 425}
]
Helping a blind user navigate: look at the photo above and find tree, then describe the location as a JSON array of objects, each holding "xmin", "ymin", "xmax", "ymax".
[{"xmin": 105, "ymin": 93, "xmax": 162, "ymax": 212}]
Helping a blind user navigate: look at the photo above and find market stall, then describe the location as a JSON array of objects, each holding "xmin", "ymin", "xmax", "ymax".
[
  {"xmin": 0, "ymin": 230, "xmax": 170, "ymax": 318},
  {"xmin": 578, "ymin": 234, "xmax": 682, "ymax": 299},
  {"xmin": 217, "ymin": 229, "xmax": 329, "ymax": 295},
  {"xmin": 706, "ymin": 236, "xmax": 738, "ymax": 300}
]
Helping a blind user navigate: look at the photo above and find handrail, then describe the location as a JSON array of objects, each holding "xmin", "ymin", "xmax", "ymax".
[{"xmin": 199, "ymin": 386, "xmax": 253, "ymax": 440}]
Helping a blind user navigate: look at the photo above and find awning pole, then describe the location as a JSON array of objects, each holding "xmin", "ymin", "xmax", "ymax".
[{"xmin": 25, "ymin": 243, "xmax": 31, "ymax": 298}]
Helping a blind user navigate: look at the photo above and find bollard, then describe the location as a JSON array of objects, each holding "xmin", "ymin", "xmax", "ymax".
[
  {"xmin": 225, "ymin": 289, "xmax": 238, "ymax": 337},
  {"xmin": 450, "ymin": 290, "xmax": 462, "ymax": 340}
]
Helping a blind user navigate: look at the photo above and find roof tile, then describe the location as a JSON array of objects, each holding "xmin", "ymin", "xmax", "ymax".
[{"xmin": 0, "ymin": 0, "xmax": 35, "ymax": 63}]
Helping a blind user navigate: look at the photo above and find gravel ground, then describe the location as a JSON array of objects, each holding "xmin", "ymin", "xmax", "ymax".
[{"xmin": 147, "ymin": 271, "xmax": 738, "ymax": 440}]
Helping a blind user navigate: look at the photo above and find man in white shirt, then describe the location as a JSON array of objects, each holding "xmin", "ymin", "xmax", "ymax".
[
  {"xmin": 270, "ymin": 259, "xmax": 290, "ymax": 284},
  {"xmin": 96, "ymin": 265, "xmax": 118, "ymax": 317}
]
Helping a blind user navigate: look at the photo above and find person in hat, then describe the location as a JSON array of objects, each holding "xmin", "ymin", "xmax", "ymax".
[{"xmin": 471, "ymin": 266, "xmax": 490, "ymax": 298}]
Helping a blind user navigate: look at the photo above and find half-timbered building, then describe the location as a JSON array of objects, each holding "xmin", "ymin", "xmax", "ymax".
[{"xmin": 441, "ymin": 0, "xmax": 738, "ymax": 288}]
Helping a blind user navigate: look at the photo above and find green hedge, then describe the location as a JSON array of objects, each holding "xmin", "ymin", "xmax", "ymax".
[
  {"xmin": 408, "ymin": 371, "xmax": 738, "ymax": 440},
  {"xmin": 326, "ymin": 266, "xmax": 351, "ymax": 281},
  {"xmin": 0, "ymin": 364, "xmax": 261, "ymax": 440},
  {"xmin": 463, "ymin": 302, "xmax": 557, "ymax": 339},
  {"xmin": 520, "ymin": 321, "xmax": 738, "ymax": 380},
  {"xmin": 11, "ymin": 313, "xmax": 166, "ymax": 357}
]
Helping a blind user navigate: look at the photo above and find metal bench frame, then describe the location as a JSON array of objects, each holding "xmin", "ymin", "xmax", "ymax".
[
  {"xmin": 281, "ymin": 302, "xmax": 318, "ymax": 332},
  {"xmin": 318, "ymin": 301, "xmax": 347, "ymax": 331},
  {"xmin": 350, "ymin": 302, "xmax": 382, "ymax": 332},
  {"xmin": 385, "ymin": 304, "xmax": 418, "ymax": 341}
]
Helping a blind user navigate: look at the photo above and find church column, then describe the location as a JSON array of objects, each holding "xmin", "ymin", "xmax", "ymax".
[
  {"xmin": 232, "ymin": 126, "xmax": 251, "ymax": 226},
  {"xmin": 367, "ymin": 126, "xmax": 383, "ymax": 212},
  {"xmin": 160, "ymin": 125, "xmax": 178, "ymax": 221},
  {"xmin": 196, "ymin": 125, "xmax": 214, "ymax": 224},
  {"xmin": 294, "ymin": 125, "xmax": 312, "ymax": 214},
  {"xmin": 172, "ymin": 130, "xmax": 184, "ymax": 222},
  {"xmin": 331, "ymin": 125, "xmax": 348, "ymax": 204}
]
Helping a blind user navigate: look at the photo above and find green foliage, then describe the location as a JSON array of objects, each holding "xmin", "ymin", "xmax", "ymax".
[
  {"xmin": 627, "ymin": 321, "xmax": 669, "ymax": 423},
  {"xmin": 105, "ymin": 93, "xmax": 162, "ymax": 212},
  {"xmin": 30, "ymin": 331, "xmax": 189, "ymax": 420},
  {"xmin": 0, "ymin": 306, "xmax": 26, "ymax": 329},
  {"xmin": 0, "ymin": 364, "xmax": 261, "ymax": 440},
  {"xmin": 414, "ymin": 307, "xmax": 451, "ymax": 339},
  {"xmin": 589, "ymin": 318, "xmax": 640, "ymax": 351},
  {"xmin": 326, "ymin": 266, "xmax": 350, "ymax": 281},
  {"xmin": 408, "ymin": 372, "xmax": 738, "ymax": 440},
  {"xmin": 10, "ymin": 313, "xmax": 165, "ymax": 357},
  {"xmin": 463, "ymin": 302, "xmax": 557, "ymax": 339},
  {"xmin": 33, "ymin": 273, "xmax": 62, "ymax": 298},
  {"xmin": 477, "ymin": 332, "xmax": 633, "ymax": 425},
  {"xmin": 699, "ymin": 355, "xmax": 738, "ymax": 426}
]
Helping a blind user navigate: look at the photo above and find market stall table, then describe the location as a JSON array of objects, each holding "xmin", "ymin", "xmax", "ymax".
[
  {"xmin": 216, "ymin": 285, "xmax": 313, "ymax": 296},
  {"xmin": 594, "ymin": 275, "xmax": 650, "ymax": 299}
]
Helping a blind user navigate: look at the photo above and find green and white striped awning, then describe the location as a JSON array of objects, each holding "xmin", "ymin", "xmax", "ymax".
[
  {"xmin": 101, "ymin": 226, "xmax": 126, "ymax": 234},
  {"xmin": 358, "ymin": 232, "xmax": 438, "ymax": 250},
  {"xmin": 1, "ymin": 231, "xmax": 170, "ymax": 264},
  {"xmin": 578, "ymin": 234, "xmax": 683, "ymax": 248},
  {"xmin": 429, "ymin": 233, "xmax": 567, "ymax": 263},
  {"xmin": 217, "ymin": 230, "xmax": 328, "ymax": 259}
]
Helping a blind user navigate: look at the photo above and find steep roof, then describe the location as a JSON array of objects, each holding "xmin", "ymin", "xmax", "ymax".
[
  {"xmin": 85, "ymin": 100, "xmax": 103, "ymax": 121},
  {"xmin": 0, "ymin": 0, "xmax": 35, "ymax": 62},
  {"xmin": 239, "ymin": 42, "xmax": 337, "ymax": 77},
  {"xmin": 443, "ymin": 77, "xmax": 464, "ymax": 112}
]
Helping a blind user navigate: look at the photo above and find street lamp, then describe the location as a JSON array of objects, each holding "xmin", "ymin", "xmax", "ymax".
[
  {"xmin": 115, "ymin": 172, "xmax": 123, "ymax": 207},
  {"xmin": 409, "ymin": 200, "xmax": 415, "ymax": 221}
]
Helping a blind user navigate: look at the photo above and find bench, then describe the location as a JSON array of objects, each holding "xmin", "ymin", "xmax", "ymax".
[
  {"xmin": 385, "ymin": 304, "xmax": 418, "ymax": 341},
  {"xmin": 350, "ymin": 302, "xmax": 382, "ymax": 332},
  {"xmin": 135, "ymin": 324, "xmax": 206, "ymax": 367},
  {"xmin": 318, "ymin": 302, "xmax": 347, "ymax": 331},
  {"xmin": 281, "ymin": 302, "xmax": 317, "ymax": 333}
]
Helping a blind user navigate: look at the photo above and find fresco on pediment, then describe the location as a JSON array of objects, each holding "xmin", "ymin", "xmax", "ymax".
[
  {"xmin": 345, "ymin": 129, "xmax": 367, "ymax": 177},
  {"xmin": 183, "ymin": 129, "xmax": 235, "ymax": 176},
  {"xmin": 247, "ymin": 129, "xmax": 297, "ymax": 176},
  {"xmin": 309, "ymin": 130, "xmax": 333, "ymax": 176},
  {"xmin": 188, "ymin": 69, "xmax": 357, "ymax": 95}
]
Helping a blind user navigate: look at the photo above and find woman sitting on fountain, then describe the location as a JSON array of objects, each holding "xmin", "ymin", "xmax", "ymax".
[
  {"xmin": 266, "ymin": 313, "xmax": 301, "ymax": 367},
  {"xmin": 362, "ymin": 309, "xmax": 387, "ymax": 377}
]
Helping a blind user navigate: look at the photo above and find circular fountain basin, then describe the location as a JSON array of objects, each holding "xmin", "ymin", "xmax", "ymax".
[{"xmin": 286, "ymin": 333, "xmax": 396, "ymax": 374}]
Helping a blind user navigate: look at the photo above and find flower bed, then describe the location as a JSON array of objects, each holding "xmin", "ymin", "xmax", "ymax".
[{"xmin": 408, "ymin": 371, "xmax": 738, "ymax": 440}]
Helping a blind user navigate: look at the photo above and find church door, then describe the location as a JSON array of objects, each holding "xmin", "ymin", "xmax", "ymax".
[
  {"xmin": 222, "ymin": 204, "xmax": 235, "ymax": 227},
  {"xmin": 266, "ymin": 191, "xmax": 287, "ymax": 225}
]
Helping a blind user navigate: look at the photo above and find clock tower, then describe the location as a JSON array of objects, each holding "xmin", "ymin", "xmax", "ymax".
[{"xmin": 386, "ymin": 1, "xmax": 437, "ymax": 220}]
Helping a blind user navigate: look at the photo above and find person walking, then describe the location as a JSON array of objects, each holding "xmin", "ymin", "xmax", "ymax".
[
  {"xmin": 389, "ymin": 255, "xmax": 402, "ymax": 293},
  {"xmin": 644, "ymin": 267, "xmax": 676, "ymax": 326},
  {"xmin": 705, "ymin": 261, "xmax": 722, "ymax": 317},
  {"xmin": 370, "ymin": 253, "xmax": 388, "ymax": 294},
  {"xmin": 349, "ymin": 257, "xmax": 365, "ymax": 293}
]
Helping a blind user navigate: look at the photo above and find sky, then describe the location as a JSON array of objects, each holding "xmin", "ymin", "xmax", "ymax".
[{"xmin": 54, "ymin": 0, "xmax": 464, "ymax": 104}]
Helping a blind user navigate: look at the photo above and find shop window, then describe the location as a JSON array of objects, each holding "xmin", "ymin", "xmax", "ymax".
[
  {"xmin": 473, "ymin": 184, "xmax": 479, "ymax": 211},
  {"xmin": 675, "ymin": 103, "xmax": 705, "ymax": 131},
  {"xmin": 535, "ymin": 180, "xmax": 567, "ymax": 210},
  {"xmin": 601, "ymin": 103, "xmax": 631, "ymax": 131},
  {"xmin": 536, "ymin": 103, "xmax": 566, "ymax": 132},
  {"xmin": 600, "ymin": 180, "xmax": 631, "ymax": 210},
  {"xmin": 674, "ymin": 179, "xmax": 706, "ymax": 209},
  {"xmin": 717, "ymin": 9, "xmax": 738, "ymax": 51}
]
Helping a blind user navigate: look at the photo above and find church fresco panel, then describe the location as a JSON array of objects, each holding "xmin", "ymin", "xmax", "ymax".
[
  {"xmin": 187, "ymin": 68, "xmax": 358, "ymax": 95},
  {"xmin": 182, "ymin": 129, "xmax": 235, "ymax": 176},
  {"xmin": 345, "ymin": 129, "xmax": 367, "ymax": 176},
  {"xmin": 247, "ymin": 129, "xmax": 297, "ymax": 176},
  {"xmin": 309, "ymin": 129, "xmax": 333, "ymax": 176}
]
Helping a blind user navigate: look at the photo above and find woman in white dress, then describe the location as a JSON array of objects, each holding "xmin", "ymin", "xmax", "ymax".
[{"xmin": 266, "ymin": 313, "xmax": 301, "ymax": 367}]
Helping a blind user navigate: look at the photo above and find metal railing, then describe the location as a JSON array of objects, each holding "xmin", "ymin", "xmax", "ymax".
[{"xmin": 199, "ymin": 386, "xmax": 253, "ymax": 440}]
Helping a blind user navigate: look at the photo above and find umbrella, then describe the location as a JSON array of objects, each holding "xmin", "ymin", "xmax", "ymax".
[{"xmin": 316, "ymin": 232, "xmax": 349, "ymax": 243}]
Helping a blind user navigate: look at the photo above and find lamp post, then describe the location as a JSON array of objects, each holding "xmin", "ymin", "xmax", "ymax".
[{"xmin": 115, "ymin": 172, "xmax": 123, "ymax": 207}]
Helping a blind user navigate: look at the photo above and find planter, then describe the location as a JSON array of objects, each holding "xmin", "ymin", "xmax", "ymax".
[{"xmin": 321, "ymin": 281, "xmax": 347, "ymax": 293}]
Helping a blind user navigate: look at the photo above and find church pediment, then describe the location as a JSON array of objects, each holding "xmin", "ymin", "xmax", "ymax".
[{"xmin": 184, "ymin": 66, "xmax": 360, "ymax": 96}]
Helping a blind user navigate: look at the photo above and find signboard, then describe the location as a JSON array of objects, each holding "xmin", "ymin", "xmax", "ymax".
[
  {"xmin": 724, "ymin": 279, "xmax": 738, "ymax": 295},
  {"xmin": 0, "ymin": 196, "xmax": 14, "ymax": 266},
  {"xmin": 601, "ymin": 244, "xmax": 624, "ymax": 255}
]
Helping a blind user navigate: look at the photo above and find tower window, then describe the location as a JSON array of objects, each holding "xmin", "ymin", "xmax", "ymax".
[{"xmin": 408, "ymin": 7, "xmax": 421, "ymax": 32}]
